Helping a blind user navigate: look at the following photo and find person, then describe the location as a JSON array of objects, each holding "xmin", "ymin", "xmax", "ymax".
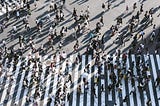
[
  {"xmin": 62, "ymin": 51, "xmax": 67, "ymax": 60},
  {"xmin": 95, "ymin": 22, "xmax": 101, "ymax": 34},
  {"xmin": 16, "ymin": 10, "xmax": 20, "ymax": 19},
  {"xmin": 118, "ymin": 87, "xmax": 122, "ymax": 98},
  {"xmin": 150, "ymin": 31, "xmax": 155, "ymax": 42},
  {"xmin": 68, "ymin": 71, "xmax": 72, "ymax": 80},
  {"xmin": 144, "ymin": 11, "xmax": 149, "ymax": 19},
  {"xmin": 28, "ymin": 8, "xmax": 31, "ymax": 16},
  {"xmin": 60, "ymin": 10, "xmax": 64, "ymax": 22},
  {"xmin": 100, "ymin": 16, "xmax": 104, "ymax": 26},
  {"xmin": 46, "ymin": 14, "xmax": 51, "ymax": 22},
  {"xmin": 62, "ymin": 0, "xmax": 66, "ymax": 5},
  {"xmin": 153, "ymin": 24, "xmax": 156, "ymax": 31},
  {"xmin": 23, "ymin": 78, "xmax": 28, "ymax": 88},
  {"xmin": 72, "ymin": 8, "xmax": 77, "ymax": 18},
  {"xmin": 101, "ymin": 84, "xmax": 104, "ymax": 92},
  {"xmin": 85, "ymin": 6, "xmax": 90, "ymax": 18},
  {"xmin": 25, "ymin": 23, "xmax": 30, "ymax": 31},
  {"xmin": 139, "ymin": 30, "xmax": 145, "ymax": 40},
  {"xmin": 73, "ymin": 40, "xmax": 79, "ymax": 52},
  {"xmin": 67, "ymin": 93, "xmax": 70, "ymax": 101},
  {"xmin": 126, "ymin": 5, "xmax": 129, "ymax": 13},
  {"xmin": 58, "ymin": 41, "xmax": 63, "ymax": 49},
  {"xmin": 123, "ymin": 95, "xmax": 128, "ymax": 102},
  {"xmin": 50, "ymin": 1, "xmax": 54, "ymax": 11},
  {"xmin": 146, "ymin": 98, "xmax": 151, "ymax": 106},
  {"xmin": 33, "ymin": 101, "xmax": 38, "ymax": 106},
  {"xmin": 77, "ymin": 52, "xmax": 81, "ymax": 63},
  {"xmin": 13, "ymin": 25, "xmax": 17, "ymax": 33},
  {"xmin": 79, "ymin": 10, "xmax": 84, "ymax": 21},
  {"xmin": 49, "ymin": 25, "xmax": 53, "ymax": 35},
  {"xmin": 48, "ymin": 34, "xmax": 54, "ymax": 50},
  {"xmin": 133, "ymin": 3, "xmax": 137, "ymax": 11},
  {"xmin": 0, "ymin": 22, "xmax": 4, "ymax": 32},
  {"xmin": 102, "ymin": 3, "xmax": 106, "ymax": 12},
  {"xmin": 77, "ymin": 85, "xmax": 82, "ymax": 94},
  {"xmin": 93, "ymin": 86, "xmax": 97, "ymax": 98},
  {"xmin": 140, "ymin": 4, "xmax": 143, "ymax": 13},
  {"xmin": 34, "ymin": 0, "xmax": 37, "ymax": 9},
  {"xmin": 119, "ymin": 35, "xmax": 124, "ymax": 46},
  {"xmin": 47, "ymin": 97, "xmax": 52, "ymax": 105},
  {"xmin": 136, "ymin": 11, "xmax": 140, "ymax": 22},
  {"xmin": 54, "ymin": 3, "xmax": 58, "ymax": 12},
  {"xmin": 107, "ymin": 1, "xmax": 111, "ymax": 10},
  {"xmin": 94, "ymin": 76, "xmax": 98, "ymax": 85},
  {"xmin": 27, "ymin": 2, "xmax": 30, "ymax": 10},
  {"xmin": 53, "ymin": 29, "xmax": 57, "ymax": 37},
  {"xmin": 149, "ymin": 14, "xmax": 153, "ymax": 25},
  {"xmin": 155, "ymin": 76, "xmax": 160, "ymax": 87}
]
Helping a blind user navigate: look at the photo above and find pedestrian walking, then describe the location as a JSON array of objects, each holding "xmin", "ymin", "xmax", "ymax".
[
  {"xmin": 62, "ymin": 0, "xmax": 66, "ymax": 5},
  {"xmin": 67, "ymin": 93, "xmax": 70, "ymax": 101},
  {"xmin": 102, "ymin": 3, "xmax": 106, "ymax": 12},
  {"xmin": 16, "ymin": 10, "xmax": 20, "ymax": 19},
  {"xmin": 126, "ymin": 5, "xmax": 129, "ymax": 13},
  {"xmin": 146, "ymin": 98, "xmax": 151, "ymax": 106},
  {"xmin": 34, "ymin": 0, "xmax": 37, "ymax": 9},
  {"xmin": 107, "ymin": 1, "xmax": 111, "ymax": 10},
  {"xmin": 149, "ymin": 14, "xmax": 153, "ymax": 25},
  {"xmin": 139, "ymin": 30, "xmax": 145, "ymax": 40},
  {"xmin": 77, "ymin": 85, "xmax": 82, "ymax": 94},
  {"xmin": 93, "ymin": 86, "xmax": 97, "ymax": 98},
  {"xmin": 13, "ymin": 25, "xmax": 17, "ymax": 33},
  {"xmin": 25, "ymin": 23, "xmax": 30, "ymax": 31},
  {"xmin": 101, "ymin": 84, "xmax": 104, "ymax": 92},
  {"xmin": 100, "ymin": 16, "xmax": 104, "ymax": 26},
  {"xmin": 155, "ymin": 77, "xmax": 160, "ymax": 87},
  {"xmin": 133, "ymin": 3, "xmax": 137, "ymax": 11},
  {"xmin": 140, "ymin": 4, "xmax": 143, "ymax": 13},
  {"xmin": 0, "ymin": 22, "xmax": 4, "ymax": 32}
]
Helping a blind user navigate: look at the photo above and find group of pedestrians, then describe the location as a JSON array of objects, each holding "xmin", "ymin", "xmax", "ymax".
[{"xmin": 0, "ymin": 0, "xmax": 160, "ymax": 106}]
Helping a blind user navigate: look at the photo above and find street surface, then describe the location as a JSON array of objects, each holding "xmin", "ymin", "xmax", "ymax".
[{"xmin": 0, "ymin": 0, "xmax": 160, "ymax": 106}]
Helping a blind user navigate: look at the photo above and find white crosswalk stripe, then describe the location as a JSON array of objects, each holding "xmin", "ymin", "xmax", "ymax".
[
  {"xmin": 156, "ymin": 55, "xmax": 160, "ymax": 70},
  {"xmin": 131, "ymin": 55, "xmax": 142, "ymax": 106},
  {"xmin": 0, "ymin": 59, "xmax": 20, "ymax": 105},
  {"xmin": 21, "ymin": 57, "xmax": 35, "ymax": 106},
  {"xmin": 156, "ymin": 55, "xmax": 160, "ymax": 105},
  {"xmin": 113, "ymin": 54, "xmax": 120, "ymax": 105},
  {"xmin": 126, "ymin": 56, "xmax": 134, "ymax": 106},
  {"xmin": 101, "ymin": 60, "xmax": 105, "ymax": 106},
  {"xmin": 87, "ymin": 55, "xmax": 92, "ymax": 106},
  {"xmin": 14, "ymin": 59, "xmax": 28, "ymax": 105},
  {"xmin": 42, "ymin": 67, "xmax": 52, "ymax": 106},
  {"xmin": 79, "ymin": 55, "xmax": 85, "ymax": 106},
  {"xmin": 149, "ymin": 55, "xmax": 159, "ymax": 106},
  {"xmin": 94, "ymin": 62, "xmax": 98, "ymax": 106},
  {"xmin": 144, "ymin": 55, "xmax": 155, "ymax": 106},
  {"xmin": 0, "ymin": 58, "xmax": 8, "ymax": 86},
  {"xmin": 72, "ymin": 56, "xmax": 80, "ymax": 106},
  {"xmin": 50, "ymin": 55, "xmax": 60, "ymax": 106}
]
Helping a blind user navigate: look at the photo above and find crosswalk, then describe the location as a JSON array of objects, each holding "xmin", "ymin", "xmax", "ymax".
[
  {"xmin": 0, "ymin": 0, "xmax": 22, "ymax": 16},
  {"xmin": 0, "ymin": 54, "xmax": 160, "ymax": 106}
]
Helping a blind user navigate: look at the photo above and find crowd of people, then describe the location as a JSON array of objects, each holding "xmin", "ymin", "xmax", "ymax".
[{"xmin": 0, "ymin": 0, "xmax": 160, "ymax": 106}]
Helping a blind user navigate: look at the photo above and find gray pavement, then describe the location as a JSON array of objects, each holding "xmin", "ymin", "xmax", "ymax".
[
  {"xmin": 0, "ymin": 0, "xmax": 160, "ymax": 57},
  {"xmin": 0, "ymin": 0, "xmax": 160, "ymax": 106}
]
